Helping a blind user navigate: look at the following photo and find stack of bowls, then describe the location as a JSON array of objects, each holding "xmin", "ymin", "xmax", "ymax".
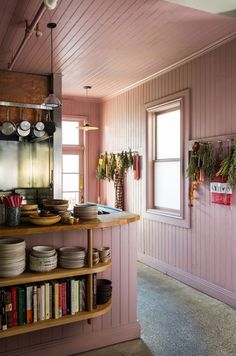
[
  {"xmin": 98, "ymin": 247, "xmax": 111, "ymax": 263},
  {"xmin": 73, "ymin": 203, "xmax": 98, "ymax": 220},
  {"xmin": 97, "ymin": 279, "xmax": 112, "ymax": 305},
  {"xmin": 20, "ymin": 204, "xmax": 38, "ymax": 223},
  {"xmin": 58, "ymin": 246, "xmax": 86, "ymax": 268},
  {"xmin": 92, "ymin": 248, "xmax": 99, "ymax": 265},
  {"xmin": 43, "ymin": 199, "xmax": 69, "ymax": 213},
  {"xmin": 0, "ymin": 238, "xmax": 26, "ymax": 277},
  {"xmin": 29, "ymin": 245, "xmax": 57, "ymax": 272}
]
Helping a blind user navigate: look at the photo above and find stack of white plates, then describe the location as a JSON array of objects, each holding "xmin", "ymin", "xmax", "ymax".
[
  {"xmin": 29, "ymin": 245, "xmax": 57, "ymax": 272},
  {"xmin": 58, "ymin": 246, "xmax": 86, "ymax": 268},
  {"xmin": 73, "ymin": 203, "xmax": 98, "ymax": 220},
  {"xmin": 0, "ymin": 238, "xmax": 26, "ymax": 277}
]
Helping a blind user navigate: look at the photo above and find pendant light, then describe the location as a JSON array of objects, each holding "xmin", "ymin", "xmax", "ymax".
[
  {"xmin": 80, "ymin": 86, "xmax": 98, "ymax": 131},
  {"xmin": 42, "ymin": 23, "xmax": 62, "ymax": 108}
]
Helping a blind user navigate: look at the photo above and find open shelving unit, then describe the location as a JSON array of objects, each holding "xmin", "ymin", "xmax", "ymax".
[{"xmin": 0, "ymin": 225, "xmax": 112, "ymax": 338}]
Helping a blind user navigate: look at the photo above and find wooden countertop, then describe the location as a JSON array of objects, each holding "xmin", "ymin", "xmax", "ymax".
[{"xmin": 0, "ymin": 212, "xmax": 140, "ymax": 237}]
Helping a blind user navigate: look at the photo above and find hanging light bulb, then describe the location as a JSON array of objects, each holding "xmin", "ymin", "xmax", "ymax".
[
  {"xmin": 42, "ymin": 23, "xmax": 62, "ymax": 108},
  {"xmin": 80, "ymin": 86, "xmax": 99, "ymax": 131}
]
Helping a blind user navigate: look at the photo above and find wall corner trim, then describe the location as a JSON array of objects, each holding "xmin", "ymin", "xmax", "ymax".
[{"xmin": 138, "ymin": 253, "xmax": 236, "ymax": 308}]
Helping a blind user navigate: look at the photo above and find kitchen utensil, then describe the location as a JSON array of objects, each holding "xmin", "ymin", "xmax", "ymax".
[
  {"xmin": 16, "ymin": 109, "xmax": 31, "ymax": 137},
  {"xmin": 34, "ymin": 110, "xmax": 45, "ymax": 131},
  {"xmin": 44, "ymin": 111, "xmax": 56, "ymax": 135},
  {"xmin": 33, "ymin": 110, "xmax": 46, "ymax": 138},
  {"xmin": 1, "ymin": 108, "xmax": 16, "ymax": 136},
  {"xmin": 19, "ymin": 109, "xmax": 31, "ymax": 131}
]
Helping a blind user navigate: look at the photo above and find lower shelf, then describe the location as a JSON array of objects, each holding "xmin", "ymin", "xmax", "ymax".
[{"xmin": 0, "ymin": 301, "xmax": 112, "ymax": 339}]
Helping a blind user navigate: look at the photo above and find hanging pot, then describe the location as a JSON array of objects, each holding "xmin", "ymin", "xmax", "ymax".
[
  {"xmin": 16, "ymin": 109, "xmax": 31, "ymax": 138},
  {"xmin": 1, "ymin": 108, "xmax": 16, "ymax": 136},
  {"xmin": 34, "ymin": 110, "xmax": 45, "ymax": 131},
  {"xmin": 44, "ymin": 111, "xmax": 56, "ymax": 136},
  {"xmin": 18, "ymin": 109, "xmax": 31, "ymax": 131},
  {"xmin": 33, "ymin": 110, "xmax": 45, "ymax": 138}
]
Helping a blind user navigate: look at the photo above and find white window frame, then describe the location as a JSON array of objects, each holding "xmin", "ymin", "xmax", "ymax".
[
  {"xmin": 144, "ymin": 89, "xmax": 190, "ymax": 228},
  {"xmin": 62, "ymin": 115, "xmax": 88, "ymax": 204}
]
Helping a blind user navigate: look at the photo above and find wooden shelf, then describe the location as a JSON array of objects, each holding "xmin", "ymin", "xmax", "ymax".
[
  {"xmin": 0, "ymin": 212, "xmax": 140, "ymax": 238},
  {"xmin": 0, "ymin": 301, "xmax": 112, "ymax": 339},
  {"xmin": 0, "ymin": 261, "xmax": 112, "ymax": 288}
]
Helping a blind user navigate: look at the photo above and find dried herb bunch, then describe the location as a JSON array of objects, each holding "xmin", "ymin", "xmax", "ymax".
[
  {"xmin": 187, "ymin": 141, "xmax": 216, "ymax": 181},
  {"xmin": 218, "ymin": 139, "xmax": 236, "ymax": 188},
  {"xmin": 96, "ymin": 149, "xmax": 134, "ymax": 181}
]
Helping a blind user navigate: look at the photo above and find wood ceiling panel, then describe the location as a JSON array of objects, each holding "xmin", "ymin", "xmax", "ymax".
[{"xmin": 1, "ymin": 0, "xmax": 236, "ymax": 98}]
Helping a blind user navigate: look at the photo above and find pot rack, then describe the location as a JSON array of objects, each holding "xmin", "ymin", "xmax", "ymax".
[{"xmin": 0, "ymin": 101, "xmax": 52, "ymax": 110}]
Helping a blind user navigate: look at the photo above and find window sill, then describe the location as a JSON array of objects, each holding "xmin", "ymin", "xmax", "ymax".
[{"xmin": 143, "ymin": 208, "xmax": 190, "ymax": 228}]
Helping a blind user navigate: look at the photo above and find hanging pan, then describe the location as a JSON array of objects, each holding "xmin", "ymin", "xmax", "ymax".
[
  {"xmin": 1, "ymin": 108, "xmax": 16, "ymax": 136},
  {"xmin": 44, "ymin": 110, "xmax": 56, "ymax": 136},
  {"xmin": 33, "ymin": 110, "xmax": 46, "ymax": 138},
  {"xmin": 16, "ymin": 109, "xmax": 31, "ymax": 138}
]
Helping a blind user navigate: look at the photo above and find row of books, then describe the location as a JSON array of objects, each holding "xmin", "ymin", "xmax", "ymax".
[{"xmin": 0, "ymin": 275, "xmax": 93, "ymax": 331}]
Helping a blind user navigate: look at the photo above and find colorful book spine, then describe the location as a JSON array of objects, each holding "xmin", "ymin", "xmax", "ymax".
[
  {"xmin": 49, "ymin": 284, "xmax": 53, "ymax": 319},
  {"xmin": 11, "ymin": 286, "xmax": 18, "ymax": 327},
  {"xmin": 26, "ymin": 285, "xmax": 33, "ymax": 324},
  {"xmin": 53, "ymin": 282, "xmax": 59, "ymax": 319},
  {"xmin": 33, "ymin": 285, "xmax": 38, "ymax": 323},
  {"xmin": 66, "ymin": 279, "xmax": 71, "ymax": 315},
  {"xmin": 93, "ymin": 274, "xmax": 97, "ymax": 309},
  {"xmin": 58, "ymin": 283, "xmax": 62, "ymax": 318},
  {"xmin": 40, "ymin": 284, "xmax": 45, "ymax": 321},
  {"xmin": 70, "ymin": 279, "xmax": 76, "ymax": 315},
  {"xmin": 5, "ymin": 290, "xmax": 12, "ymax": 328},
  {"xmin": 81, "ymin": 278, "xmax": 86, "ymax": 311},
  {"xmin": 45, "ymin": 282, "xmax": 50, "ymax": 320},
  {"xmin": 18, "ymin": 287, "xmax": 25, "ymax": 326},
  {"xmin": 1, "ymin": 290, "xmax": 7, "ymax": 330},
  {"xmin": 74, "ymin": 280, "xmax": 79, "ymax": 313},
  {"xmin": 61, "ymin": 281, "xmax": 67, "ymax": 316}
]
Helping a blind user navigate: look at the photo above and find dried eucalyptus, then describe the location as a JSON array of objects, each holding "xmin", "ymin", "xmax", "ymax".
[{"xmin": 199, "ymin": 142, "xmax": 216, "ymax": 181}]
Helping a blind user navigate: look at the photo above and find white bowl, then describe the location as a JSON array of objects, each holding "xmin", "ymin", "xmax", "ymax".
[{"xmin": 31, "ymin": 245, "xmax": 56, "ymax": 257}]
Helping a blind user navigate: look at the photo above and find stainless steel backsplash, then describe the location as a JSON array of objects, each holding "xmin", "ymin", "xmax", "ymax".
[{"xmin": 0, "ymin": 139, "xmax": 53, "ymax": 191}]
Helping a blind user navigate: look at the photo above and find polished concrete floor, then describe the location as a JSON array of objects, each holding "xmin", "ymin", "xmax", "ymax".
[{"xmin": 78, "ymin": 262, "xmax": 236, "ymax": 356}]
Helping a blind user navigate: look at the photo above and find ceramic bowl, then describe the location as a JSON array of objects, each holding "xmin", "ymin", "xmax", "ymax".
[{"xmin": 31, "ymin": 245, "xmax": 56, "ymax": 257}]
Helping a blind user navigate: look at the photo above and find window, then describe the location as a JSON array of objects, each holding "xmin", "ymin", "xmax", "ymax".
[
  {"xmin": 145, "ymin": 89, "xmax": 190, "ymax": 228},
  {"xmin": 62, "ymin": 116, "xmax": 85, "ymax": 208}
]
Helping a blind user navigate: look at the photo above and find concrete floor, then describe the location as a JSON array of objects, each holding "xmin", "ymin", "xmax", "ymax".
[{"xmin": 77, "ymin": 262, "xmax": 236, "ymax": 356}]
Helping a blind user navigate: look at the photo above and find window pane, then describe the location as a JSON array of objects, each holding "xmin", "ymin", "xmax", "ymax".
[
  {"xmin": 63, "ymin": 192, "xmax": 80, "ymax": 208},
  {"xmin": 63, "ymin": 155, "xmax": 79, "ymax": 173},
  {"xmin": 154, "ymin": 161, "xmax": 180, "ymax": 211},
  {"xmin": 63, "ymin": 173, "xmax": 79, "ymax": 191},
  {"xmin": 62, "ymin": 121, "xmax": 79, "ymax": 145},
  {"xmin": 156, "ymin": 109, "xmax": 180, "ymax": 159}
]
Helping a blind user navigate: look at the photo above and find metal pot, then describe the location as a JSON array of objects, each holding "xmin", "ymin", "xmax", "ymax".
[
  {"xmin": 16, "ymin": 109, "xmax": 31, "ymax": 137},
  {"xmin": 34, "ymin": 110, "xmax": 45, "ymax": 131},
  {"xmin": 1, "ymin": 108, "xmax": 16, "ymax": 136}
]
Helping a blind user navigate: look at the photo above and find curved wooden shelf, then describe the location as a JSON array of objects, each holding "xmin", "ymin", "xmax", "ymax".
[
  {"xmin": 0, "ymin": 212, "xmax": 140, "ymax": 238},
  {"xmin": 0, "ymin": 301, "xmax": 112, "ymax": 339},
  {"xmin": 0, "ymin": 261, "xmax": 112, "ymax": 288}
]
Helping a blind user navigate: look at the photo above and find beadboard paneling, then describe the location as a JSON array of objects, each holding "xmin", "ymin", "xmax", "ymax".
[{"xmin": 101, "ymin": 39, "xmax": 236, "ymax": 302}]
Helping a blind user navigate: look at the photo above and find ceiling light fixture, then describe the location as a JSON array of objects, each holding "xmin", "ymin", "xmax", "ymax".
[
  {"xmin": 43, "ymin": 0, "xmax": 59, "ymax": 10},
  {"xmin": 42, "ymin": 23, "xmax": 62, "ymax": 108},
  {"xmin": 80, "ymin": 86, "xmax": 99, "ymax": 131}
]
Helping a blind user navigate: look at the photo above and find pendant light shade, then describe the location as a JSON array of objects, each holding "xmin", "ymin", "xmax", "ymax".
[
  {"xmin": 42, "ymin": 23, "xmax": 61, "ymax": 108},
  {"xmin": 79, "ymin": 86, "xmax": 98, "ymax": 131}
]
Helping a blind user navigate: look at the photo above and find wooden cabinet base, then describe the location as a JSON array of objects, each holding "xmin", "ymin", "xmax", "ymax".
[{"xmin": 0, "ymin": 301, "xmax": 111, "ymax": 338}]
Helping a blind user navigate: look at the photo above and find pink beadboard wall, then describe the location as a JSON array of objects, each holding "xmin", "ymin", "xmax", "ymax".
[
  {"xmin": 62, "ymin": 96, "xmax": 101, "ymax": 203},
  {"xmin": 100, "ymin": 39, "xmax": 236, "ymax": 307}
]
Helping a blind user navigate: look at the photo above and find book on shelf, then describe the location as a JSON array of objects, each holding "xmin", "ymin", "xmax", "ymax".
[
  {"xmin": 93, "ymin": 274, "xmax": 97, "ymax": 310},
  {"xmin": 52, "ymin": 281, "xmax": 59, "ymax": 319},
  {"xmin": 33, "ymin": 285, "xmax": 38, "ymax": 323},
  {"xmin": 45, "ymin": 282, "xmax": 50, "ymax": 320},
  {"xmin": 18, "ymin": 287, "xmax": 25, "ymax": 326},
  {"xmin": 0, "ymin": 290, "xmax": 7, "ymax": 330},
  {"xmin": 11, "ymin": 286, "xmax": 18, "ymax": 327},
  {"xmin": 26, "ymin": 285, "xmax": 33, "ymax": 324},
  {"xmin": 5, "ymin": 290, "xmax": 13, "ymax": 328},
  {"xmin": 61, "ymin": 280, "xmax": 67, "ymax": 316}
]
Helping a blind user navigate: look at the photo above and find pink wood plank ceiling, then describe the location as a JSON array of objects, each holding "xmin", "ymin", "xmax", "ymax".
[{"xmin": 0, "ymin": 0, "xmax": 236, "ymax": 99}]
